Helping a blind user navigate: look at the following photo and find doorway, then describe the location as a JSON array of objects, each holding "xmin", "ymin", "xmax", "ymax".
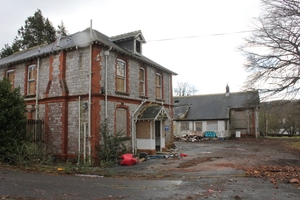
[{"xmin": 155, "ymin": 121, "xmax": 161, "ymax": 151}]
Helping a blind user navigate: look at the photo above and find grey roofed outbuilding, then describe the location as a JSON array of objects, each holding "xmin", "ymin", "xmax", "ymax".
[
  {"xmin": 0, "ymin": 28, "xmax": 177, "ymax": 75},
  {"xmin": 174, "ymin": 91, "xmax": 260, "ymax": 121}
]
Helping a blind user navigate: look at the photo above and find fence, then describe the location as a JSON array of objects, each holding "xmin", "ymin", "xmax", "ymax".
[{"xmin": 26, "ymin": 119, "xmax": 45, "ymax": 143}]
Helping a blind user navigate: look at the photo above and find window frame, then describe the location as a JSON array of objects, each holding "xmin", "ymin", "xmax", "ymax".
[
  {"xmin": 27, "ymin": 64, "xmax": 36, "ymax": 95},
  {"xmin": 139, "ymin": 67, "xmax": 145, "ymax": 96},
  {"xmin": 6, "ymin": 69, "xmax": 15, "ymax": 88},
  {"xmin": 155, "ymin": 73, "xmax": 162, "ymax": 99},
  {"xmin": 116, "ymin": 59, "xmax": 127, "ymax": 93},
  {"xmin": 181, "ymin": 121, "xmax": 189, "ymax": 131},
  {"xmin": 115, "ymin": 105, "xmax": 130, "ymax": 137},
  {"xmin": 135, "ymin": 39, "xmax": 142, "ymax": 54}
]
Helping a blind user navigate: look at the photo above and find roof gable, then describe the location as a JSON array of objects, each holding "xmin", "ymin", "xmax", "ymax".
[
  {"xmin": 110, "ymin": 30, "xmax": 145, "ymax": 43},
  {"xmin": 137, "ymin": 105, "xmax": 171, "ymax": 121}
]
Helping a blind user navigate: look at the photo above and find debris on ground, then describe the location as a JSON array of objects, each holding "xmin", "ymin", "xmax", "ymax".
[
  {"xmin": 120, "ymin": 149, "xmax": 189, "ymax": 166},
  {"xmin": 246, "ymin": 165, "xmax": 300, "ymax": 187},
  {"xmin": 174, "ymin": 131, "xmax": 225, "ymax": 142},
  {"xmin": 120, "ymin": 154, "xmax": 137, "ymax": 166}
]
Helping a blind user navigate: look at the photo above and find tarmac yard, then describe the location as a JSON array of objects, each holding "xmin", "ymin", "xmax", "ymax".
[{"xmin": 1, "ymin": 138, "xmax": 300, "ymax": 199}]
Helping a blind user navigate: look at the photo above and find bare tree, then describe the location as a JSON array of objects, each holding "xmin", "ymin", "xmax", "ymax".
[
  {"xmin": 174, "ymin": 82, "xmax": 198, "ymax": 96},
  {"xmin": 239, "ymin": 0, "xmax": 300, "ymax": 100},
  {"xmin": 260, "ymin": 100, "xmax": 300, "ymax": 135}
]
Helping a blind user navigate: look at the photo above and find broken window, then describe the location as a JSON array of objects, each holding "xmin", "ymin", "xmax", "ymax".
[
  {"xmin": 181, "ymin": 121, "xmax": 189, "ymax": 131},
  {"xmin": 195, "ymin": 121, "xmax": 202, "ymax": 131}
]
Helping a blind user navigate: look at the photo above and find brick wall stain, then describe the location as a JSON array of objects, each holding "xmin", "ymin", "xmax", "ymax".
[
  {"xmin": 68, "ymin": 101, "xmax": 79, "ymax": 154},
  {"xmin": 38, "ymin": 104, "xmax": 45, "ymax": 120},
  {"xmin": 47, "ymin": 102, "xmax": 63, "ymax": 154},
  {"xmin": 39, "ymin": 57, "xmax": 50, "ymax": 99},
  {"xmin": 102, "ymin": 52, "xmax": 116, "ymax": 96},
  {"xmin": 48, "ymin": 55, "xmax": 62, "ymax": 97},
  {"xmin": 66, "ymin": 49, "xmax": 89, "ymax": 95}
]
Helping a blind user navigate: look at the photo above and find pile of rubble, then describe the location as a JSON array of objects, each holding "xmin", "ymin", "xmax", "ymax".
[{"xmin": 174, "ymin": 131, "xmax": 222, "ymax": 142}]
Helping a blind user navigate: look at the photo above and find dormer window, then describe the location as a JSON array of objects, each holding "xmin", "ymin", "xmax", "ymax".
[
  {"xmin": 135, "ymin": 40, "xmax": 141, "ymax": 54},
  {"xmin": 111, "ymin": 30, "xmax": 145, "ymax": 55}
]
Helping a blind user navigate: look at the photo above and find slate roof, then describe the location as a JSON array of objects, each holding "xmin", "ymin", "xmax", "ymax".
[
  {"xmin": 110, "ymin": 30, "xmax": 145, "ymax": 43},
  {"xmin": 0, "ymin": 28, "xmax": 177, "ymax": 75},
  {"xmin": 137, "ymin": 105, "xmax": 171, "ymax": 121},
  {"xmin": 174, "ymin": 91, "xmax": 260, "ymax": 121}
]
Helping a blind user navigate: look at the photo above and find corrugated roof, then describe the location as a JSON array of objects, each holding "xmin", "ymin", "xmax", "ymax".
[
  {"xmin": 0, "ymin": 28, "xmax": 177, "ymax": 75},
  {"xmin": 174, "ymin": 91, "xmax": 260, "ymax": 120}
]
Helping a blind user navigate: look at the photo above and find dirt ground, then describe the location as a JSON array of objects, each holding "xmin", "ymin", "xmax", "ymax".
[
  {"xmin": 1, "ymin": 137, "xmax": 300, "ymax": 199},
  {"xmin": 112, "ymin": 137, "xmax": 300, "ymax": 187}
]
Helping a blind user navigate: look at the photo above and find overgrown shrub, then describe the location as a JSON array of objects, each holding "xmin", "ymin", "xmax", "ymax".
[
  {"xmin": 98, "ymin": 121, "xmax": 127, "ymax": 166},
  {"xmin": 0, "ymin": 78, "xmax": 27, "ymax": 163},
  {"xmin": 9, "ymin": 142, "xmax": 52, "ymax": 167}
]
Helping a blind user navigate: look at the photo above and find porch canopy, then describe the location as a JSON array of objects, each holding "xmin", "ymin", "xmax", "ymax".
[{"xmin": 137, "ymin": 105, "xmax": 171, "ymax": 121}]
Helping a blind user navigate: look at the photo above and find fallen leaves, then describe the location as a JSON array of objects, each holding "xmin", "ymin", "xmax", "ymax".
[{"xmin": 246, "ymin": 165, "xmax": 300, "ymax": 187}]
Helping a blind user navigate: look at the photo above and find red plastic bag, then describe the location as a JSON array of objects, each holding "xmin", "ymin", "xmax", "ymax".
[
  {"xmin": 180, "ymin": 153, "xmax": 188, "ymax": 157},
  {"xmin": 120, "ymin": 153, "xmax": 137, "ymax": 166}
]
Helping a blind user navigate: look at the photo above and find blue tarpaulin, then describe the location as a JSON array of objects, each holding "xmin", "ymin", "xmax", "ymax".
[{"xmin": 204, "ymin": 131, "xmax": 216, "ymax": 138}]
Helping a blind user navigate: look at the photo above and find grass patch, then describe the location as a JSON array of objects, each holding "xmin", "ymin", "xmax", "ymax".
[{"xmin": 290, "ymin": 140, "xmax": 300, "ymax": 149}]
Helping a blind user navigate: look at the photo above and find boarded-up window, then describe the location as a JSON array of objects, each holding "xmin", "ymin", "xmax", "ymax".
[
  {"xmin": 207, "ymin": 121, "xmax": 218, "ymax": 130},
  {"xmin": 116, "ymin": 59, "xmax": 126, "ymax": 92},
  {"xmin": 28, "ymin": 65, "xmax": 36, "ymax": 94},
  {"xmin": 195, "ymin": 121, "xmax": 202, "ymax": 131},
  {"xmin": 139, "ymin": 68, "xmax": 145, "ymax": 95},
  {"xmin": 181, "ymin": 121, "xmax": 189, "ymax": 131},
  {"xmin": 116, "ymin": 108, "xmax": 127, "ymax": 136},
  {"xmin": 6, "ymin": 69, "xmax": 15, "ymax": 88},
  {"xmin": 234, "ymin": 110, "xmax": 248, "ymax": 129},
  {"xmin": 155, "ymin": 73, "xmax": 162, "ymax": 99}
]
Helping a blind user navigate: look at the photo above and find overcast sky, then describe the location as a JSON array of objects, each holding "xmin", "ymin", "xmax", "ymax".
[{"xmin": 0, "ymin": 0, "xmax": 262, "ymax": 95}]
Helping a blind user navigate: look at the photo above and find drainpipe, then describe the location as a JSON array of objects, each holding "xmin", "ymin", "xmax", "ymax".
[
  {"xmin": 83, "ymin": 122, "xmax": 87, "ymax": 161},
  {"xmin": 131, "ymin": 99, "xmax": 147, "ymax": 155},
  {"xmin": 35, "ymin": 57, "xmax": 40, "ymax": 120},
  {"xmin": 78, "ymin": 96, "xmax": 81, "ymax": 164},
  {"xmin": 34, "ymin": 57, "xmax": 40, "ymax": 142},
  {"xmin": 104, "ymin": 46, "xmax": 112, "ymax": 119},
  {"xmin": 88, "ymin": 20, "xmax": 93, "ymax": 163}
]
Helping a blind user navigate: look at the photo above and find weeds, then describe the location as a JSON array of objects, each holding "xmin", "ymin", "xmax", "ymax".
[
  {"xmin": 98, "ymin": 121, "xmax": 127, "ymax": 167},
  {"xmin": 8, "ymin": 142, "xmax": 52, "ymax": 167}
]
